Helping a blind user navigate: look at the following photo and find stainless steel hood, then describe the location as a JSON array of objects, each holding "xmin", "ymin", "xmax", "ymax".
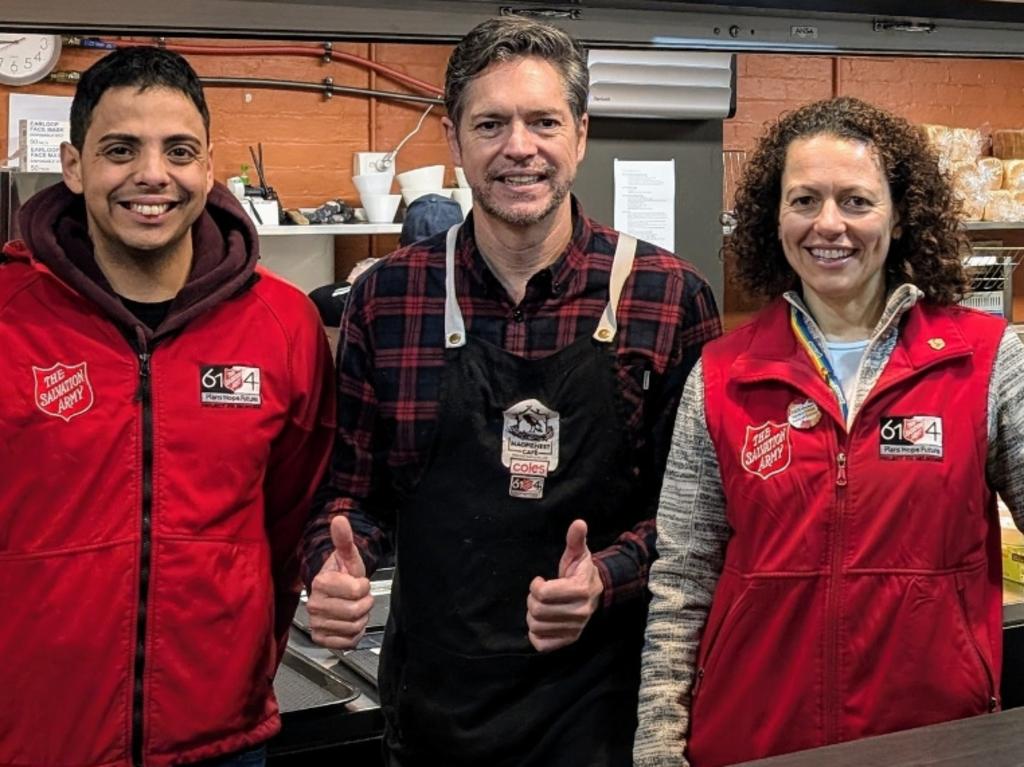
[{"xmin": 3, "ymin": 0, "xmax": 1024, "ymax": 57}]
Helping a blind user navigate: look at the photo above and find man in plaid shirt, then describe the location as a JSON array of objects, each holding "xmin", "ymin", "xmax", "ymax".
[{"xmin": 302, "ymin": 16, "xmax": 721, "ymax": 766}]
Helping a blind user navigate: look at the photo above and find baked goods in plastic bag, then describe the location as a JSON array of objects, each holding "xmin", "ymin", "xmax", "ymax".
[
  {"xmin": 920, "ymin": 123, "xmax": 985, "ymax": 170},
  {"xmin": 950, "ymin": 161, "xmax": 995, "ymax": 221},
  {"xmin": 993, "ymin": 130, "xmax": 1024, "ymax": 160},
  {"xmin": 982, "ymin": 190, "xmax": 1024, "ymax": 222},
  {"xmin": 1003, "ymin": 160, "xmax": 1024, "ymax": 191}
]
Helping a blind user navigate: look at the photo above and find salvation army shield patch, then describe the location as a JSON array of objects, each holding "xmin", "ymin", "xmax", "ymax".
[
  {"xmin": 33, "ymin": 361, "xmax": 94, "ymax": 422},
  {"xmin": 741, "ymin": 421, "xmax": 791, "ymax": 480}
]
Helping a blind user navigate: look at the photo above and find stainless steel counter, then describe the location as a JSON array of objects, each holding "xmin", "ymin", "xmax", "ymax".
[{"xmin": 269, "ymin": 628, "xmax": 384, "ymax": 762}]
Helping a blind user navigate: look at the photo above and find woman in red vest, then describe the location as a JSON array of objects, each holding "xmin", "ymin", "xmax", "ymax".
[{"xmin": 634, "ymin": 97, "xmax": 1024, "ymax": 766}]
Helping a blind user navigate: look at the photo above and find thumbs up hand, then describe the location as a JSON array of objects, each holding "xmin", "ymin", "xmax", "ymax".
[
  {"xmin": 307, "ymin": 515, "xmax": 374, "ymax": 650},
  {"xmin": 526, "ymin": 519, "xmax": 604, "ymax": 653}
]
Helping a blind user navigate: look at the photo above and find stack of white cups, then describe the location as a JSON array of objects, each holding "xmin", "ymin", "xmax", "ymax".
[
  {"xmin": 395, "ymin": 165, "xmax": 447, "ymax": 207},
  {"xmin": 352, "ymin": 171, "xmax": 400, "ymax": 224}
]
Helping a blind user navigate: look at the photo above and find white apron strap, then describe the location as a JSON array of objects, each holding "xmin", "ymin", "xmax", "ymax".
[
  {"xmin": 592, "ymin": 233, "xmax": 638, "ymax": 344},
  {"xmin": 444, "ymin": 223, "xmax": 467, "ymax": 348}
]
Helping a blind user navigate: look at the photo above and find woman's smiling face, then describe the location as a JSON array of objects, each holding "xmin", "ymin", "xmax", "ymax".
[{"xmin": 778, "ymin": 133, "xmax": 900, "ymax": 313}]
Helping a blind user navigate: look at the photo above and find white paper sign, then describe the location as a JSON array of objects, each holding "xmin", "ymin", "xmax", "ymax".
[
  {"xmin": 6, "ymin": 93, "xmax": 73, "ymax": 168},
  {"xmin": 613, "ymin": 159, "xmax": 675, "ymax": 252},
  {"xmin": 19, "ymin": 119, "xmax": 69, "ymax": 172}
]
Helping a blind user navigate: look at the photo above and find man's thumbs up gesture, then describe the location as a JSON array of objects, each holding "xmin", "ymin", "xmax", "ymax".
[
  {"xmin": 307, "ymin": 515, "xmax": 374, "ymax": 650},
  {"xmin": 526, "ymin": 519, "xmax": 604, "ymax": 653}
]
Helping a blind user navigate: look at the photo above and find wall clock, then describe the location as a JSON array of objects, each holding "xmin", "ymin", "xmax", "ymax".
[{"xmin": 0, "ymin": 34, "xmax": 63, "ymax": 86}]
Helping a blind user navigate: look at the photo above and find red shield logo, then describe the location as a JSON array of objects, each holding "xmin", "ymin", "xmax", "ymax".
[
  {"xmin": 903, "ymin": 417, "xmax": 925, "ymax": 444},
  {"xmin": 223, "ymin": 367, "xmax": 244, "ymax": 392},
  {"xmin": 33, "ymin": 361, "xmax": 94, "ymax": 422},
  {"xmin": 741, "ymin": 421, "xmax": 791, "ymax": 480}
]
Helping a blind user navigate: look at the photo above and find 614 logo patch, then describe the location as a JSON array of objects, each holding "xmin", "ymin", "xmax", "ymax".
[
  {"xmin": 879, "ymin": 415, "xmax": 942, "ymax": 460},
  {"xmin": 510, "ymin": 475, "xmax": 545, "ymax": 499},
  {"xmin": 200, "ymin": 365, "xmax": 261, "ymax": 407}
]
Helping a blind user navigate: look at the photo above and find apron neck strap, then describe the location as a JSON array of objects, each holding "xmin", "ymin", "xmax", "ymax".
[
  {"xmin": 592, "ymin": 233, "xmax": 637, "ymax": 344},
  {"xmin": 444, "ymin": 223, "xmax": 466, "ymax": 348},
  {"xmin": 444, "ymin": 226, "xmax": 639, "ymax": 349}
]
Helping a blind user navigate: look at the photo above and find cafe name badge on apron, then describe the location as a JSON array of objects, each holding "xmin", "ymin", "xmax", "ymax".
[{"xmin": 502, "ymin": 398, "xmax": 560, "ymax": 499}]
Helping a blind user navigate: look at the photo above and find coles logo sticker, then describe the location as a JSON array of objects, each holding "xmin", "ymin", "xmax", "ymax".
[
  {"xmin": 33, "ymin": 361, "xmax": 95, "ymax": 422},
  {"xmin": 741, "ymin": 421, "xmax": 791, "ymax": 480}
]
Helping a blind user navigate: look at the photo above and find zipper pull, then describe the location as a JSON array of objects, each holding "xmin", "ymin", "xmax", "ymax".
[
  {"xmin": 693, "ymin": 667, "xmax": 705, "ymax": 696},
  {"xmin": 836, "ymin": 452, "xmax": 848, "ymax": 486},
  {"xmin": 136, "ymin": 352, "xmax": 151, "ymax": 401}
]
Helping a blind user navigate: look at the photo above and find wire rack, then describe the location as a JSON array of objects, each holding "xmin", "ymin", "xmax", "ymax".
[{"xmin": 961, "ymin": 246, "xmax": 1024, "ymax": 317}]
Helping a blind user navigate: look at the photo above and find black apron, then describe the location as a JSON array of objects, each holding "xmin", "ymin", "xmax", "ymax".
[{"xmin": 380, "ymin": 225, "xmax": 648, "ymax": 767}]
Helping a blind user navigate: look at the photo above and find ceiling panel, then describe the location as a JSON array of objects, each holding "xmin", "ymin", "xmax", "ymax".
[{"xmin": 2, "ymin": 0, "xmax": 1024, "ymax": 56}]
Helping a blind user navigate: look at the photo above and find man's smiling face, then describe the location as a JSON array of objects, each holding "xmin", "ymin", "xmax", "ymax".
[
  {"xmin": 445, "ymin": 56, "xmax": 587, "ymax": 229},
  {"xmin": 61, "ymin": 85, "xmax": 213, "ymax": 264}
]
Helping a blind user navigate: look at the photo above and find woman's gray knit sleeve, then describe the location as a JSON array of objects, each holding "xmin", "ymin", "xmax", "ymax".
[
  {"xmin": 987, "ymin": 327, "xmax": 1024, "ymax": 529},
  {"xmin": 634, "ymin": 360, "xmax": 731, "ymax": 766}
]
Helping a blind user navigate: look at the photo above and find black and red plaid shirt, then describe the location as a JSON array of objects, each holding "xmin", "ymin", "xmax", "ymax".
[{"xmin": 303, "ymin": 199, "xmax": 722, "ymax": 610}]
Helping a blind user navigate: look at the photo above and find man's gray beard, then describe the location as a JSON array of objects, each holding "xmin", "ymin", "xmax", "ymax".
[{"xmin": 471, "ymin": 177, "xmax": 573, "ymax": 226}]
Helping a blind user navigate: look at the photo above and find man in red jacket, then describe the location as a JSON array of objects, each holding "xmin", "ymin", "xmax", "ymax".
[{"xmin": 0, "ymin": 47, "xmax": 335, "ymax": 766}]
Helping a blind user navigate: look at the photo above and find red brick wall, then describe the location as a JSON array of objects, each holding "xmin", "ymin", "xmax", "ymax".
[
  {"xmin": 726, "ymin": 53, "xmax": 1024, "ymax": 154},
  {"xmin": 725, "ymin": 54, "xmax": 836, "ymax": 152}
]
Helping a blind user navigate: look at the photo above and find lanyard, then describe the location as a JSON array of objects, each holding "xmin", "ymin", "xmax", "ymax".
[{"xmin": 790, "ymin": 306, "xmax": 849, "ymax": 421}]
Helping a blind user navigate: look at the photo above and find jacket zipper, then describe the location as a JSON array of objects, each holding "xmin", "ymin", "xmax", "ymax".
[
  {"xmin": 824, "ymin": 449, "xmax": 847, "ymax": 744},
  {"xmin": 131, "ymin": 348, "xmax": 154, "ymax": 767}
]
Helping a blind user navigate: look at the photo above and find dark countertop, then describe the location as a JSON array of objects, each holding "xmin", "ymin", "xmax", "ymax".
[
  {"xmin": 267, "ymin": 582, "xmax": 1024, "ymax": 761},
  {"xmin": 734, "ymin": 707, "xmax": 1024, "ymax": 767}
]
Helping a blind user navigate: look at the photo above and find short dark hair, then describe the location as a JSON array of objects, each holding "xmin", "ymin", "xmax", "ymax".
[
  {"xmin": 444, "ymin": 17, "xmax": 589, "ymax": 129},
  {"xmin": 729, "ymin": 96, "xmax": 968, "ymax": 305},
  {"xmin": 70, "ymin": 46, "xmax": 210, "ymax": 150}
]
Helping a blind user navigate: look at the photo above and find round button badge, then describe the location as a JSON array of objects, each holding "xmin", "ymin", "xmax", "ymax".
[{"xmin": 787, "ymin": 399, "xmax": 821, "ymax": 430}]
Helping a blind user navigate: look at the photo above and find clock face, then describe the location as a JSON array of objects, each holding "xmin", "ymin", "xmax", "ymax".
[{"xmin": 0, "ymin": 34, "xmax": 63, "ymax": 86}]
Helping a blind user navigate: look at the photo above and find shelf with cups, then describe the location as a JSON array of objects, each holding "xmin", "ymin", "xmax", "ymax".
[
  {"xmin": 252, "ymin": 163, "xmax": 471, "ymax": 293},
  {"xmin": 354, "ymin": 163, "xmax": 473, "ymax": 224},
  {"xmin": 254, "ymin": 223, "xmax": 401, "ymax": 294}
]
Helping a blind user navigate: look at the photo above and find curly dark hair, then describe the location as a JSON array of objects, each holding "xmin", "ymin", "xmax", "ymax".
[{"xmin": 729, "ymin": 96, "xmax": 969, "ymax": 305}]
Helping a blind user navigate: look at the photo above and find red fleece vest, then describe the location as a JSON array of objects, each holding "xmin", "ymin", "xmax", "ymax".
[{"xmin": 690, "ymin": 299, "xmax": 1005, "ymax": 766}]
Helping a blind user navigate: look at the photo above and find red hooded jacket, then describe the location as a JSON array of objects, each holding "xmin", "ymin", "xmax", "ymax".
[
  {"xmin": 0, "ymin": 183, "xmax": 335, "ymax": 766},
  {"xmin": 689, "ymin": 298, "xmax": 1005, "ymax": 766}
]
